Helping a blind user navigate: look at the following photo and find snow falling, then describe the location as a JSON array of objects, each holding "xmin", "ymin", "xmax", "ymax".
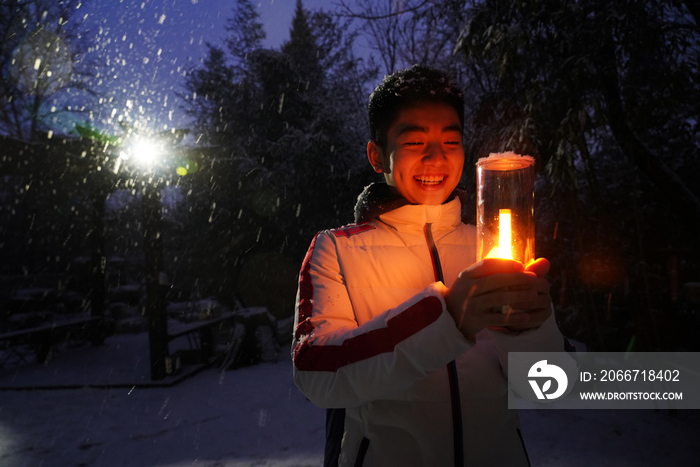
[{"xmin": 2, "ymin": 0, "xmax": 700, "ymax": 465}]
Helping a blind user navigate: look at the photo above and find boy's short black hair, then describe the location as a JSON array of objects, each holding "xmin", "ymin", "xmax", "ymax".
[{"xmin": 368, "ymin": 65, "xmax": 464, "ymax": 150}]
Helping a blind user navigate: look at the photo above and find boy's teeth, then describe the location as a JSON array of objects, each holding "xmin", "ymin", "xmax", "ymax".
[{"xmin": 416, "ymin": 176, "xmax": 444, "ymax": 184}]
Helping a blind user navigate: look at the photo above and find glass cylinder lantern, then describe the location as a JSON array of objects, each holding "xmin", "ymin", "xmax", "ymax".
[{"xmin": 476, "ymin": 152, "xmax": 536, "ymax": 265}]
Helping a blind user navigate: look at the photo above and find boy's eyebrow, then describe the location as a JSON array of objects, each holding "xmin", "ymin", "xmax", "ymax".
[
  {"xmin": 397, "ymin": 124, "xmax": 462, "ymax": 135},
  {"xmin": 397, "ymin": 125, "xmax": 427, "ymax": 135}
]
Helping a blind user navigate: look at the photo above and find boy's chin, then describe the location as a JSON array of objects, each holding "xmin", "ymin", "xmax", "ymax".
[
  {"xmin": 387, "ymin": 181, "xmax": 455, "ymax": 205},
  {"xmin": 408, "ymin": 190, "xmax": 453, "ymax": 205},
  {"xmin": 411, "ymin": 183, "xmax": 457, "ymax": 205}
]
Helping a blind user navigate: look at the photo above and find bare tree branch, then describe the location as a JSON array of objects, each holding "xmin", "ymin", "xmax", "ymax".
[{"xmin": 335, "ymin": 0, "xmax": 430, "ymax": 20}]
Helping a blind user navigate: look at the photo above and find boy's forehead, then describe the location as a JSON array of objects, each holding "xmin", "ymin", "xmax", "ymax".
[{"xmin": 389, "ymin": 102, "xmax": 462, "ymax": 133}]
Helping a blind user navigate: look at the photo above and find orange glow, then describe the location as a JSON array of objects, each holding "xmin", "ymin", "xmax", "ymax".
[
  {"xmin": 498, "ymin": 209, "xmax": 513, "ymax": 259},
  {"xmin": 486, "ymin": 209, "xmax": 513, "ymax": 259}
]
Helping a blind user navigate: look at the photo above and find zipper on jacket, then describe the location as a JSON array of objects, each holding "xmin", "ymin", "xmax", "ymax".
[
  {"xmin": 424, "ymin": 223, "xmax": 464, "ymax": 467},
  {"xmin": 517, "ymin": 428, "xmax": 532, "ymax": 467},
  {"xmin": 354, "ymin": 437, "xmax": 370, "ymax": 467}
]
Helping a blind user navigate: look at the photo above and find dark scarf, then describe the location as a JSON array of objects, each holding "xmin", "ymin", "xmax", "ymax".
[{"xmin": 353, "ymin": 182, "xmax": 469, "ymax": 224}]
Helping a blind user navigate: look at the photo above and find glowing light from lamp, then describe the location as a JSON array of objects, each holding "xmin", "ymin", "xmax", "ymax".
[
  {"xmin": 130, "ymin": 139, "xmax": 161, "ymax": 167},
  {"xmin": 486, "ymin": 209, "xmax": 514, "ymax": 260},
  {"xmin": 498, "ymin": 209, "xmax": 513, "ymax": 259}
]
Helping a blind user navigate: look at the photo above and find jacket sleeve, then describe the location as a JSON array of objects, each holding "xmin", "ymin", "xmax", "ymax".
[
  {"xmin": 292, "ymin": 230, "xmax": 472, "ymax": 409},
  {"xmin": 487, "ymin": 306, "xmax": 571, "ymax": 375},
  {"xmin": 488, "ymin": 308, "xmax": 580, "ymax": 401}
]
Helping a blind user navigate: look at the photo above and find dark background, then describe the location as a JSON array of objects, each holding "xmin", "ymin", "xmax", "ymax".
[{"xmin": 1, "ymin": 0, "xmax": 699, "ymax": 357}]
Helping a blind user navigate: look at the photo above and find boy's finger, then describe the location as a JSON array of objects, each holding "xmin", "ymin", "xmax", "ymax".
[
  {"xmin": 474, "ymin": 289, "xmax": 537, "ymax": 310},
  {"xmin": 524, "ymin": 258, "xmax": 550, "ymax": 277},
  {"xmin": 505, "ymin": 307, "xmax": 552, "ymax": 329},
  {"xmin": 477, "ymin": 273, "xmax": 537, "ymax": 295},
  {"xmin": 482, "ymin": 310, "xmax": 531, "ymax": 328},
  {"xmin": 462, "ymin": 258, "xmax": 524, "ymax": 279}
]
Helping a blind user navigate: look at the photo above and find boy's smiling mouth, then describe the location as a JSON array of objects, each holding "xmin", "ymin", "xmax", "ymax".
[{"xmin": 415, "ymin": 175, "xmax": 446, "ymax": 186}]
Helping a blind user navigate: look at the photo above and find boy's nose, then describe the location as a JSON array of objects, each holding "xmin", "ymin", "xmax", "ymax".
[{"xmin": 422, "ymin": 143, "xmax": 447, "ymax": 165}]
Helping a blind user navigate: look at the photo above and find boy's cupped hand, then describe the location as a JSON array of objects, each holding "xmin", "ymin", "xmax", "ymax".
[{"xmin": 444, "ymin": 258, "xmax": 552, "ymax": 338}]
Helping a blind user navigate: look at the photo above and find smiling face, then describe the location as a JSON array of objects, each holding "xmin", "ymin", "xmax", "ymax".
[{"xmin": 368, "ymin": 102, "xmax": 465, "ymax": 205}]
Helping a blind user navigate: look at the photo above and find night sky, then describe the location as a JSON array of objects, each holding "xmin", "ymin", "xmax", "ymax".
[{"xmin": 72, "ymin": 0, "xmax": 351, "ymax": 135}]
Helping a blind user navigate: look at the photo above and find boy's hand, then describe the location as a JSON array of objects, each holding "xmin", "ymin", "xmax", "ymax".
[
  {"xmin": 445, "ymin": 258, "xmax": 539, "ymax": 338},
  {"xmin": 501, "ymin": 258, "xmax": 553, "ymax": 332}
]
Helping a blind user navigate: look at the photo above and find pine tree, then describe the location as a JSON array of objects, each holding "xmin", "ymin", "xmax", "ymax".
[
  {"xmin": 281, "ymin": 0, "xmax": 324, "ymax": 92},
  {"xmin": 179, "ymin": 0, "xmax": 376, "ymax": 316},
  {"xmin": 225, "ymin": 0, "xmax": 266, "ymax": 73}
]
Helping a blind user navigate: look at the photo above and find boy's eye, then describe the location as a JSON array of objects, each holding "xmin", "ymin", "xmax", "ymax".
[
  {"xmin": 404, "ymin": 142, "xmax": 424, "ymax": 146},
  {"xmin": 444, "ymin": 141, "xmax": 461, "ymax": 145}
]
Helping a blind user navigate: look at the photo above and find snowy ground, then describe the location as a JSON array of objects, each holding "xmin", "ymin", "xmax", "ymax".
[{"xmin": 0, "ymin": 334, "xmax": 698, "ymax": 467}]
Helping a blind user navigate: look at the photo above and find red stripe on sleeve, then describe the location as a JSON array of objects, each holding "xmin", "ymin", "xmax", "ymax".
[
  {"xmin": 331, "ymin": 223, "xmax": 375, "ymax": 238},
  {"xmin": 294, "ymin": 295, "xmax": 443, "ymax": 372},
  {"xmin": 295, "ymin": 233, "xmax": 320, "ymax": 342}
]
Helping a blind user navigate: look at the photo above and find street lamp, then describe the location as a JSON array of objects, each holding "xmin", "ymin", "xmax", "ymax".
[
  {"xmin": 129, "ymin": 139, "xmax": 163, "ymax": 167},
  {"xmin": 121, "ymin": 133, "xmax": 183, "ymax": 381},
  {"xmin": 111, "ymin": 125, "xmax": 191, "ymax": 380},
  {"xmin": 74, "ymin": 122, "xmax": 191, "ymax": 380},
  {"xmin": 123, "ymin": 139, "xmax": 170, "ymax": 381}
]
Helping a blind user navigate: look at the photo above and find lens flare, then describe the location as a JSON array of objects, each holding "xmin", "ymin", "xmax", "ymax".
[
  {"xmin": 8, "ymin": 29, "xmax": 72, "ymax": 96},
  {"xmin": 131, "ymin": 140, "xmax": 161, "ymax": 167}
]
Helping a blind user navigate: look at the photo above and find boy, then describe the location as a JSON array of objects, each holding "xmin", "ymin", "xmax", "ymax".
[{"xmin": 292, "ymin": 65, "xmax": 566, "ymax": 466}]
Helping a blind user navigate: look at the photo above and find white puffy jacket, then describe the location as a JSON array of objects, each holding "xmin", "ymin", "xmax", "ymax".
[{"xmin": 293, "ymin": 185, "xmax": 566, "ymax": 467}]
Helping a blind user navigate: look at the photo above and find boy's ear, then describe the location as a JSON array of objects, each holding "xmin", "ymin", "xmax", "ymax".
[{"xmin": 367, "ymin": 140, "xmax": 384, "ymax": 174}]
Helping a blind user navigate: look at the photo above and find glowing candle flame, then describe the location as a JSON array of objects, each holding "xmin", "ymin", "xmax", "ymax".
[
  {"xmin": 486, "ymin": 208, "xmax": 514, "ymax": 260},
  {"xmin": 498, "ymin": 209, "xmax": 513, "ymax": 259}
]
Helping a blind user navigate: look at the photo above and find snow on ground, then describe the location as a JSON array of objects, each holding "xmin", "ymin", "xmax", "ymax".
[
  {"xmin": 0, "ymin": 334, "xmax": 698, "ymax": 466},
  {"xmin": 0, "ymin": 334, "xmax": 326, "ymax": 467}
]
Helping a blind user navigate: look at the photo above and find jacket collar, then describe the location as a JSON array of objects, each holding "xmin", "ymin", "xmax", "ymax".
[{"xmin": 354, "ymin": 182, "xmax": 468, "ymax": 226}]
